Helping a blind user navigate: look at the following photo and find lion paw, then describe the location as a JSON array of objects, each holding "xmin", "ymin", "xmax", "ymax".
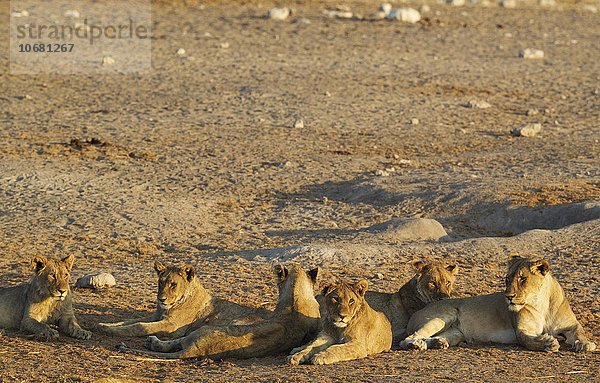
[
  {"xmin": 145, "ymin": 335, "xmax": 160, "ymax": 351},
  {"xmin": 35, "ymin": 328, "xmax": 59, "ymax": 341},
  {"xmin": 537, "ymin": 334, "xmax": 560, "ymax": 352},
  {"xmin": 310, "ymin": 353, "xmax": 331, "ymax": 365},
  {"xmin": 428, "ymin": 337, "xmax": 450, "ymax": 350},
  {"xmin": 287, "ymin": 353, "xmax": 306, "ymax": 366},
  {"xmin": 574, "ymin": 340, "xmax": 596, "ymax": 353},
  {"xmin": 399, "ymin": 338, "xmax": 428, "ymax": 351},
  {"xmin": 71, "ymin": 328, "xmax": 92, "ymax": 340}
]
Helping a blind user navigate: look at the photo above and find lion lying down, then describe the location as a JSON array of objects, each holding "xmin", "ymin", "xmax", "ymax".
[
  {"xmin": 400, "ymin": 256, "xmax": 596, "ymax": 353},
  {"xmin": 288, "ymin": 278, "xmax": 392, "ymax": 365},
  {"xmin": 123, "ymin": 264, "xmax": 321, "ymax": 359},
  {"xmin": 0, "ymin": 255, "xmax": 91, "ymax": 340},
  {"xmin": 98, "ymin": 261, "xmax": 270, "ymax": 338}
]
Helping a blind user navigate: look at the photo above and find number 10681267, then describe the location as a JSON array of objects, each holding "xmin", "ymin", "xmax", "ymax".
[{"xmin": 18, "ymin": 43, "xmax": 74, "ymax": 53}]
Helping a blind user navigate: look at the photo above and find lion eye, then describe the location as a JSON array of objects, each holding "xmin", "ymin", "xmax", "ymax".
[
  {"xmin": 170, "ymin": 282, "xmax": 177, "ymax": 288},
  {"xmin": 349, "ymin": 298, "xmax": 355, "ymax": 305},
  {"xmin": 428, "ymin": 282, "xmax": 436, "ymax": 289},
  {"xmin": 519, "ymin": 276, "xmax": 527, "ymax": 284}
]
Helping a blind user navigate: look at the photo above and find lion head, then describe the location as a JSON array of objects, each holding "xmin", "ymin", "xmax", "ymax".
[
  {"xmin": 154, "ymin": 261, "xmax": 196, "ymax": 310},
  {"xmin": 412, "ymin": 260, "xmax": 459, "ymax": 304},
  {"xmin": 273, "ymin": 264, "xmax": 320, "ymax": 310},
  {"xmin": 30, "ymin": 255, "xmax": 74, "ymax": 301},
  {"xmin": 321, "ymin": 279, "xmax": 369, "ymax": 328},
  {"xmin": 505, "ymin": 256, "xmax": 550, "ymax": 312}
]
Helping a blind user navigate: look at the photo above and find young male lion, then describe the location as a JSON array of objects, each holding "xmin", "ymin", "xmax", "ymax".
[
  {"xmin": 288, "ymin": 279, "xmax": 392, "ymax": 365},
  {"xmin": 98, "ymin": 261, "xmax": 270, "ymax": 338},
  {"xmin": 400, "ymin": 256, "xmax": 596, "ymax": 353},
  {"xmin": 0, "ymin": 255, "xmax": 91, "ymax": 340},
  {"xmin": 122, "ymin": 264, "xmax": 321, "ymax": 359},
  {"xmin": 366, "ymin": 259, "xmax": 458, "ymax": 342}
]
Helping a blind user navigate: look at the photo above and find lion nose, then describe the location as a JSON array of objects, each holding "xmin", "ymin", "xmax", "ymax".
[
  {"xmin": 58, "ymin": 289, "xmax": 67, "ymax": 295},
  {"xmin": 505, "ymin": 294, "xmax": 515, "ymax": 302}
]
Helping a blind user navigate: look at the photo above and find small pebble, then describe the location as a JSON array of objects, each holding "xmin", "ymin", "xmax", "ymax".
[
  {"xmin": 102, "ymin": 56, "xmax": 115, "ymax": 65},
  {"xmin": 373, "ymin": 273, "xmax": 384, "ymax": 280},
  {"xmin": 64, "ymin": 10, "xmax": 80, "ymax": 18},
  {"xmin": 447, "ymin": 0, "xmax": 466, "ymax": 6},
  {"xmin": 380, "ymin": 3, "xmax": 393, "ymax": 14},
  {"xmin": 268, "ymin": 7, "xmax": 291, "ymax": 20},
  {"xmin": 177, "ymin": 48, "xmax": 186, "ymax": 56},
  {"xmin": 420, "ymin": 4, "xmax": 431, "ymax": 13},
  {"xmin": 526, "ymin": 108, "xmax": 539, "ymax": 116},
  {"xmin": 500, "ymin": 0, "xmax": 517, "ymax": 8},
  {"xmin": 538, "ymin": 0, "xmax": 555, "ymax": 6},
  {"xmin": 293, "ymin": 119, "xmax": 304, "ymax": 129},
  {"xmin": 466, "ymin": 100, "xmax": 491, "ymax": 109},
  {"xmin": 375, "ymin": 169, "xmax": 390, "ymax": 177},
  {"xmin": 410, "ymin": 118, "xmax": 420, "ymax": 125},
  {"xmin": 386, "ymin": 8, "xmax": 421, "ymax": 23},
  {"xmin": 324, "ymin": 10, "xmax": 354, "ymax": 19},
  {"xmin": 519, "ymin": 48, "xmax": 544, "ymax": 59},
  {"xmin": 511, "ymin": 123, "xmax": 542, "ymax": 137},
  {"xmin": 219, "ymin": 42, "xmax": 230, "ymax": 49},
  {"xmin": 11, "ymin": 10, "xmax": 30, "ymax": 17}
]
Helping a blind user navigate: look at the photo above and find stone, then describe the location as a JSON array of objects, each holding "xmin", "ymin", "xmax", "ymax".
[
  {"xmin": 64, "ymin": 10, "xmax": 80, "ymax": 18},
  {"xmin": 519, "ymin": 48, "xmax": 544, "ymax": 59},
  {"xmin": 511, "ymin": 123, "xmax": 542, "ymax": 137},
  {"xmin": 11, "ymin": 10, "xmax": 30, "ymax": 17},
  {"xmin": 538, "ymin": 0, "xmax": 555, "ymax": 6},
  {"xmin": 368, "ymin": 217, "xmax": 448, "ymax": 242},
  {"xmin": 466, "ymin": 100, "xmax": 492, "ymax": 109},
  {"xmin": 76, "ymin": 273, "xmax": 116, "ymax": 289},
  {"xmin": 268, "ymin": 7, "xmax": 291, "ymax": 20},
  {"xmin": 375, "ymin": 169, "xmax": 390, "ymax": 177},
  {"xmin": 386, "ymin": 8, "xmax": 421, "ymax": 23},
  {"xmin": 526, "ymin": 108, "xmax": 539, "ymax": 116},
  {"xmin": 380, "ymin": 3, "xmax": 393, "ymax": 14},
  {"xmin": 410, "ymin": 118, "xmax": 420, "ymax": 125},
  {"xmin": 500, "ymin": 0, "xmax": 517, "ymax": 8},
  {"xmin": 324, "ymin": 10, "xmax": 354, "ymax": 19},
  {"xmin": 373, "ymin": 273, "xmax": 384, "ymax": 280},
  {"xmin": 293, "ymin": 119, "xmax": 304, "ymax": 129},
  {"xmin": 447, "ymin": 0, "xmax": 466, "ymax": 6},
  {"xmin": 421, "ymin": 5, "xmax": 432, "ymax": 13},
  {"xmin": 102, "ymin": 56, "xmax": 115, "ymax": 65},
  {"xmin": 176, "ymin": 48, "xmax": 186, "ymax": 56}
]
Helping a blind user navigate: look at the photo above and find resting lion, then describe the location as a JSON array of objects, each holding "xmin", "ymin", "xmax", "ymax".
[
  {"xmin": 0, "ymin": 255, "xmax": 91, "ymax": 340},
  {"xmin": 98, "ymin": 261, "xmax": 270, "ymax": 337},
  {"xmin": 400, "ymin": 256, "xmax": 596, "ymax": 353},
  {"xmin": 366, "ymin": 259, "xmax": 458, "ymax": 342},
  {"xmin": 122, "ymin": 264, "xmax": 321, "ymax": 359},
  {"xmin": 288, "ymin": 279, "xmax": 392, "ymax": 365}
]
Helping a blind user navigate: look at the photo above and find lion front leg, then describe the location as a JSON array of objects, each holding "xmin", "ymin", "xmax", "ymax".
[
  {"xmin": 515, "ymin": 312, "xmax": 559, "ymax": 352},
  {"xmin": 146, "ymin": 335, "xmax": 184, "ymax": 352},
  {"xmin": 99, "ymin": 312, "xmax": 159, "ymax": 327},
  {"xmin": 20, "ymin": 316, "xmax": 59, "ymax": 340},
  {"xmin": 565, "ymin": 324, "xmax": 596, "ymax": 353},
  {"xmin": 310, "ymin": 341, "xmax": 368, "ymax": 365},
  {"xmin": 98, "ymin": 319, "xmax": 182, "ymax": 337},
  {"xmin": 59, "ymin": 312, "xmax": 92, "ymax": 340},
  {"xmin": 288, "ymin": 333, "xmax": 335, "ymax": 365}
]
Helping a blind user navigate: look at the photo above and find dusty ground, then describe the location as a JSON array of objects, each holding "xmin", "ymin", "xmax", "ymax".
[{"xmin": 1, "ymin": 0, "xmax": 599, "ymax": 381}]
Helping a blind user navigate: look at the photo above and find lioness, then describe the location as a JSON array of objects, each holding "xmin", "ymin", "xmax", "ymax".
[
  {"xmin": 366, "ymin": 259, "xmax": 458, "ymax": 342},
  {"xmin": 288, "ymin": 279, "xmax": 392, "ymax": 365},
  {"xmin": 122, "ymin": 264, "xmax": 321, "ymax": 359},
  {"xmin": 98, "ymin": 261, "xmax": 270, "ymax": 337},
  {"xmin": 0, "ymin": 255, "xmax": 91, "ymax": 340},
  {"xmin": 400, "ymin": 256, "xmax": 596, "ymax": 353}
]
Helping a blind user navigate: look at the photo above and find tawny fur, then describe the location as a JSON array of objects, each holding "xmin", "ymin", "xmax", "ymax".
[
  {"xmin": 288, "ymin": 279, "xmax": 392, "ymax": 365},
  {"xmin": 125, "ymin": 264, "xmax": 321, "ymax": 359},
  {"xmin": 366, "ymin": 259, "xmax": 459, "ymax": 342},
  {"xmin": 400, "ymin": 256, "xmax": 596, "ymax": 353},
  {"xmin": 0, "ymin": 255, "xmax": 91, "ymax": 340},
  {"xmin": 98, "ymin": 261, "xmax": 270, "ymax": 338}
]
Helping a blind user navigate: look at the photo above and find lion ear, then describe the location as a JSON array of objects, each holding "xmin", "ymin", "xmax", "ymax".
[
  {"xmin": 31, "ymin": 256, "xmax": 48, "ymax": 274},
  {"xmin": 307, "ymin": 267, "xmax": 320, "ymax": 284},
  {"xmin": 354, "ymin": 279, "xmax": 369, "ymax": 297},
  {"xmin": 321, "ymin": 282, "xmax": 334, "ymax": 296},
  {"xmin": 412, "ymin": 260, "xmax": 428, "ymax": 273},
  {"xmin": 154, "ymin": 261, "xmax": 167, "ymax": 275},
  {"xmin": 446, "ymin": 264, "xmax": 459, "ymax": 275},
  {"xmin": 531, "ymin": 259, "xmax": 550, "ymax": 276},
  {"xmin": 273, "ymin": 264, "xmax": 289, "ymax": 282},
  {"xmin": 180, "ymin": 264, "xmax": 195, "ymax": 282},
  {"xmin": 508, "ymin": 254, "xmax": 525, "ymax": 265},
  {"xmin": 61, "ymin": 254, "xmax": 75, "ymax": 271}
]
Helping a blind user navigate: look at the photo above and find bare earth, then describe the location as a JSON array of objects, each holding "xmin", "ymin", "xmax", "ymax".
[{"xmin": 1, "ymin": 0, "xmax": 599, "ymax": 382}]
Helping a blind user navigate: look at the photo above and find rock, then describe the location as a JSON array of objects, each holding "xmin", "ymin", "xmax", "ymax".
[
  {"xmin": 538, "ymin": 0, "xmax": 555, "ymax": 6},
  {"xmin": 370, "ymin": 10, "xmax": 388, "ymax": 20},
  {"xmin": 268, "ymin": 7, "xmax": 291, "ymax": 20},
  {"xmin": 11, "ymin": 10, "xmax": 30, "ymax": 17},
  {"xmin": 373, "ymin": 273, "xmax": 384, "ymax": 280},
  {"xmin": 511, "ymin": 123, "xmax": 542, "ymax": 137},
  {"xmin": 380, "ymin": 3, "xmax": 393, "ymax": 14},
  {"xmin": 64, "ymin": 10, "xmax": 80, "ymax": 18},
  {"xmin": 324, "ymin": 10, "xmax": 354, "ymax": 19},
  {"xmin": 102, "ymin": 56, "xmax": 115, "ymax": 65},
  {"xmin": 420, "ymin": 4, "xmax": 432, "ymax": 13},
  {"xmin": 386, "ymin": 8, "xmax": 421, "ymax": 23},
  {"xmin": 410, "ymin": 118, "xmax": 420, "ymax": 125},
  {"xmin": 519, "ymin": 48, "xmax": 544, "ymax": 59},
  {"xmin": 499, "ymin": 0, "xmax": 517, "ymax": 8},
  {"xmin": 293, "ymin": 119, "xmax": 304, "ymax": 129},
  {"xmin": 219, "ymin": 42, "xmax": 230, "ymax": 49},
  {"xmin": 447, "ymin": 0, "xmax": 466, "ymax": 6},
  {"xmin": 526, "ymin": 108, "xmax": 539, "ymax": 116},
  {"xmin": 375, "ymin": 169, "xmax": 390, "ymax": 177},
  {"xmin": 368, "ymin": 217, "xmax": 448, "ymax": 242},
  {"xmin": 76, "ymin": 273, "xmax": 116, "ymax": 289},
  {"xmin": 176, "ymin": 48, "xmax": 186, "ymax": 56},
  {"xmin": 466, "ymin": 100, "xmax": 492, "ymax": 109}
]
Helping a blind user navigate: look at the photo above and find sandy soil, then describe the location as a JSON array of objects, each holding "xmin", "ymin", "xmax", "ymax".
[{"xmin": 1, "ymin": 0, "xmax": 599, "ymax": 381}]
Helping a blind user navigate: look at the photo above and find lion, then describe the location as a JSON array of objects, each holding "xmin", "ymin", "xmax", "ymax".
[
  {"xmin": 0, "ymin": 255, "xmax": 91, "ymax": 340},
  {"xmin": 98, "ymin": 261, "xmax": 270, "ymax": 337},
  {"xmin": 400, "ymin": 256, "xmax": 596, "ymax": 353},
  {"xmin": 365, "ymin": 259, "xmax": 458, "ymax": 342},
  {"xmin": 288, "ymin": 278, "xmax": 392, "ymax": 365},
  {"xmin": 120, "ymin": 264, "xmax": 321, "ymax": 359}
]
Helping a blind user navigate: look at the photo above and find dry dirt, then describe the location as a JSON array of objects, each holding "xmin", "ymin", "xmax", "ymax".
[{"xmin": 1, "ymin": 0, "xmax": 599, "ymax": 382}]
